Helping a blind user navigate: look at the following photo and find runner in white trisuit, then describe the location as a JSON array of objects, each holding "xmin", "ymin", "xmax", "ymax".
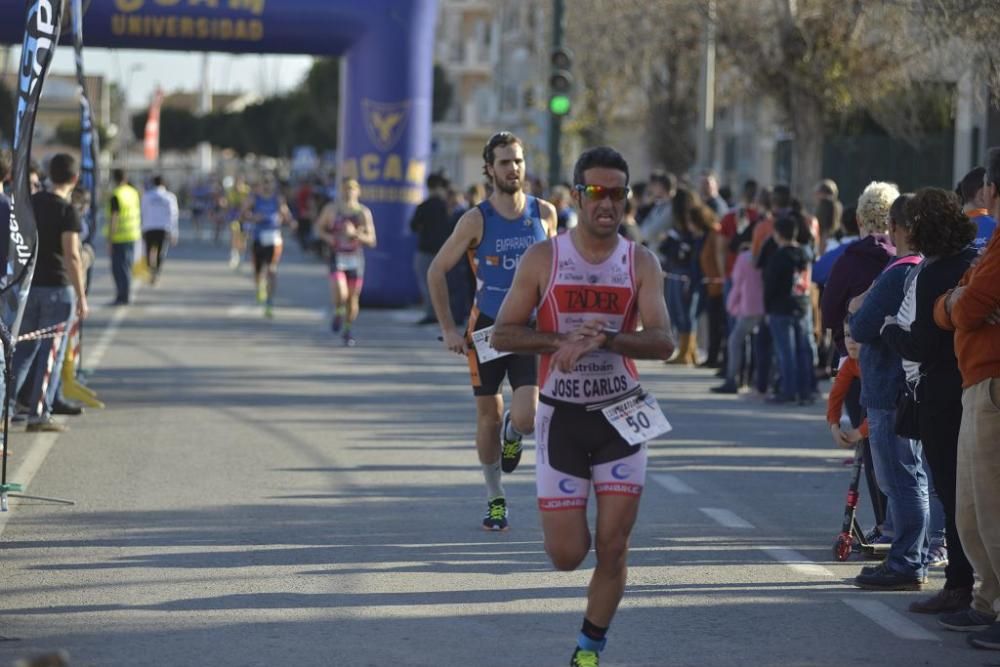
[{"xmin": 493, "ymin": 146, "xmax": 674, "ymax": 667}]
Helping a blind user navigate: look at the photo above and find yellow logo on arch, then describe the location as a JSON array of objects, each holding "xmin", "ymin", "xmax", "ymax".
[
  {"xmin": 362, "ymin": 99, "xmax": 411, "ymax": 152},
  {"xmin": 114, "ymin": 0, "xmax": 143, "ymax": 11}
]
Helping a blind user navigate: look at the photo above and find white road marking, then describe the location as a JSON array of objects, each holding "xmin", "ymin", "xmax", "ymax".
[
  {"xmin": 758, "ymin": 547, "xmax": 835, "ymax": 577},
  {"xmin": 651, "ymin": 473, "xmax": 696, "ymax": 494},
  {"xmin": 841, "ymin": 598, "xmax": 939, "ymax": 641},
  {"xmin": 699, "ymin": 507, "xmax": 754, "ymax": 529},
  {"xmin": 226, "ymin": 305, "xmax": 261, "ymax": 317},
  {"xmin": 88, "ymin": 305, "xmax": 129, "ymax": 368}
]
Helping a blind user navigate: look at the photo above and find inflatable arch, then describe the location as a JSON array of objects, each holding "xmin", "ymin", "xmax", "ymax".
[{"xmin": 0, "ymin": 0, "xmax": 438, "ymax": 305}]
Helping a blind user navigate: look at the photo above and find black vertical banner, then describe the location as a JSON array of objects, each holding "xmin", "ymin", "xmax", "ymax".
[
  {"xmin": 71, "ymin": 0, "xmax": 97, "ymax": 246},
  {"xmin": 2, "ymin": 0, "xmax": 65, "ymax": 494},
  {"xmin": 1, "ymin": 0, "xmax": 65, "ymax": 344}
]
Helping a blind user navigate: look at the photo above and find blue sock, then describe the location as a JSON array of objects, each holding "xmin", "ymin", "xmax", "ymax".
[{"xmin": 577, "ymin": 632, "xmax": 607, "ymax": 653}]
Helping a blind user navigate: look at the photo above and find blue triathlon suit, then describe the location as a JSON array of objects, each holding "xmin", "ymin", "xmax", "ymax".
[{"xmin": 465, "ymin": 195, "xmax": 547, "ymax": 396}]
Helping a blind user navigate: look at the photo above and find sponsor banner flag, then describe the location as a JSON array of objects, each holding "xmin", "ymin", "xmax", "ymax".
[
  {"xmin": 143, "ymin": 88, "xmax": 164, "ymax": 162},
  {"xmin": 2, "ymin": 0, "xmax": 65, "ymax": 345},
  {"xmin": 71, "ymin": 0, "xmax": 98, "ymax": 245}
]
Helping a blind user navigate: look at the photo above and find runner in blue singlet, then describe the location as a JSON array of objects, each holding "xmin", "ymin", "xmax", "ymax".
[
  {"xmin": 426, "ymin": 131, "xmax": 557, "ymax": 531},
  {"xmin": 241, "ymin": 175, "xmax": 293, "ymax": 318}
]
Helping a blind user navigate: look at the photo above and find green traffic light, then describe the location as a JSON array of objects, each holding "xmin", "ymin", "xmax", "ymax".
[{"xmin": 549, "ymin": 94, "xmax": 571, "ymax": 116}]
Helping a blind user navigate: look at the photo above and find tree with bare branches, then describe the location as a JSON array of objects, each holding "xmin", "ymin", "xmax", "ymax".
[
  {"xmin": 564, "ymin": 0, "xmax": 706, "ymax": 174},
  {"xmin": 714, "ymin": 0, "xmax": 922, "ymax": 198}
]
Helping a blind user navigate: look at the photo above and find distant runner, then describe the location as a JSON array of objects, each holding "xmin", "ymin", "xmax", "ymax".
[
  {"xmin": 315, "ymin": 178, "xmax": 376, "ymax": 347},
  {"xmin": 242, "ymin": 175, "xmax": 294, "ymax": 318}
]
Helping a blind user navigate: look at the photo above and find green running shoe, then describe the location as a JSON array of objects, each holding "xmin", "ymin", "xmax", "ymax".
[
  {"xmin": 500, "ymin": 409, "xmax": 523, "ymax": 473},
  {"xmin": 482, "ymin": 497, "xmax": 508, "ymax": 531},
  {"xmin": 570, "ymin": 648, "xmax": 599, "ymax": 667}
]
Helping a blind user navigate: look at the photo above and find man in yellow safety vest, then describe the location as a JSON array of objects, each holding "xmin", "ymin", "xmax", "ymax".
[{"xmin": 105, "ymin": 168, "xmax": 142, "ymax": 305}]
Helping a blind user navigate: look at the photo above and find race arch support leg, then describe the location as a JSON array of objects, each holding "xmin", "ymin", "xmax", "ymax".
[{"xmin": 339, "ymin": 0, "xmax": 437, "ymax": 307}]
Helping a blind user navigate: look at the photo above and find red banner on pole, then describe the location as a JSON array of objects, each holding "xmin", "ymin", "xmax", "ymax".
[{"xmin": 143, "ymin": 89, "xmax": 164, "ymax": 162}]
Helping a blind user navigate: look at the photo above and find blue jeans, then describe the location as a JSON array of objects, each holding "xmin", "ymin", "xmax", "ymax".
[
  {"xmin": 922, "ymin": 453, "xmax": 946, "ymax": 545},
  {"xmin": 767, "ymin": 312, "xmax": 814, "ymax": 400},
  {"xmin": 725, "ymin": 315, "xmax": 760, "ymax": 386},
  {"xmin": 111, "ymin": 242, "xmax": 135, "ymax": 303},
  {"xmin": 666, "ymin": 275, "xmax": 699, "ymax": 334},
  {"xmin": 753, "ymin": 325, "xmax": 772, "ymax": 394},
  {"xmin": 44, "ymin": 310, "xmax": 77, "ymax": 409},
  {"xmin": 867, "ymin": 407, "xmax": 930, "ymax": 576},
  {"xmin": 11, "ymin": 286, "xmax": 75, "ymax": 421}
]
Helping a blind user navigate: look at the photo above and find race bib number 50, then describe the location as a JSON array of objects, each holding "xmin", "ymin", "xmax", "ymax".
[
  {"xmin": 601, "ymin": 394, "xmax": 672, "ymax": 445},
  {"xmin": 472, "ymin": 325, "xmax": 511, "ymax": 364}
]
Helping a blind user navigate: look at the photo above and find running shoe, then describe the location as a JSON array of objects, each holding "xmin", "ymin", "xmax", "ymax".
[
  {"xmin": 264, "ymin": 303, "xmax": 274, "ymax": 319},
  {"xmin": 331, "ymin": 314, "xmax": 343, "ymax": 333},
  {"xmin": 570, "ymin": 648, "xmax": 599, "ymax": 667},
  {"xmin": 500, "ymin": 409, "xmax": 523, "ymax": 473},
  {"xmin": 927, "ymin": 541, "xmax": 949, "ymax": 569},
  {"xmin": 482, "ymin": 497, "xmax": 508, "ymax": 531},
  {"xmin": 861, "ymin": 527, "xmax": 892, "ymax": 547},
  {"xmin": 343, "ymin": 331, "xmax": 356, "ymax": 347}
]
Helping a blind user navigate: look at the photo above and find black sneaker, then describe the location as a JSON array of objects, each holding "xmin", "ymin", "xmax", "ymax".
[
  {"xmin": 482, "ymin": 497, "xmax": 508, "ymax": 531},
  {"xmin": 968, "ymin": 621, "xmax": 1000, "ymax": 650},
  {"xmin": 570, "ymin": 647, "xmax": 600, "ymax": 667},
  {"xmin": 52, "ymin": 399, "xmax": 84, "ymax": 416},
  {"xmin": 710, "ymin": 382, "xmax": 738, "ymax": 394},
  {"xmin": 940, "ymin": 608, "xmax": 997, "ymax": 632},
  {"xmin": 854, "ymin": 562, "xmax": 924, "ymax": 591},
  {"xmin": 499, "ymin": 409, "xmax": 523, "ymax": 473}
]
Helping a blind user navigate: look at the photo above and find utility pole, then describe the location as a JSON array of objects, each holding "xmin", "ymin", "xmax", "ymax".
[{"xmin": 547, "ymin": 0, "xmax": 565, "ymax": 189}]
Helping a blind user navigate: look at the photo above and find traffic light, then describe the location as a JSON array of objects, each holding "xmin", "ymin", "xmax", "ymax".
[{"xmin": 548, "ymin": 47, "xmax": 573, "ymax": 116}]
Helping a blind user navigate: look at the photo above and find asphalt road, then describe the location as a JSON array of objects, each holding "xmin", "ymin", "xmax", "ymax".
[{"xmin": 0, "ymin": 235, "xmax": 989, "ymax": 667}]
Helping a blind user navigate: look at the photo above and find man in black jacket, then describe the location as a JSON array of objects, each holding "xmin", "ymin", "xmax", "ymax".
[{"xmin": 411, "ymin": 172, "xmax": 452, "ymax": 324}]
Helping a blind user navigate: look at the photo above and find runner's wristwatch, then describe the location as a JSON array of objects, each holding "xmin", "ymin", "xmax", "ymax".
[{"xmin": 601, "ymin": 329, "xmax": 618, "ymax": 350}]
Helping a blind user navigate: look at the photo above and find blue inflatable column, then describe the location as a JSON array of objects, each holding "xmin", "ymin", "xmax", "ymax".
[{"xmin": 339, "ymin": 0, "xmax": 437, "ymax": 306}]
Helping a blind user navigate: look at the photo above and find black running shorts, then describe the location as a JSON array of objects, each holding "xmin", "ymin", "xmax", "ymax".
[
  {"xmin": 465, "ymin": 312, "xmax": 537, "ymax": 397},
  {"xmin": 252, "ymin": 241, "xmax": 281, "ymax": 273}
]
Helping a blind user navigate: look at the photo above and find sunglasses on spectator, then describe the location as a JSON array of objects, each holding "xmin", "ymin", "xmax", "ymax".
[{"xmin": 575, "ymin": 184, "xmax": 630, "ymax": 201}]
